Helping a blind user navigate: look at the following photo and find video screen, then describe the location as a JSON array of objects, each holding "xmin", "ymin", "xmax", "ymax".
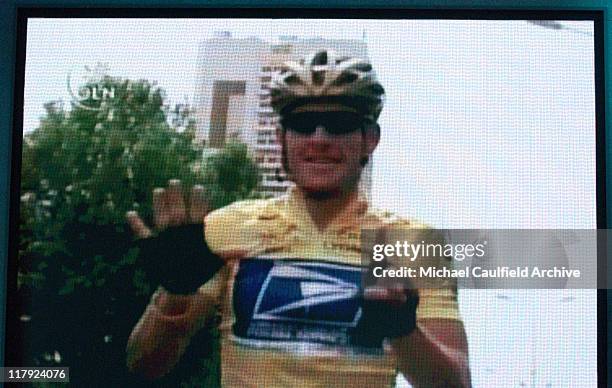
[{"xmin": 12, "ymin": 13, "xmax": 601, "ymax": 387}]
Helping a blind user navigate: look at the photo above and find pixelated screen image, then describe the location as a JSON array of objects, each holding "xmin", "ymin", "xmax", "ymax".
[{"xmin": 14, "ymin": 14, "xmax": 599, "ymax": 387}]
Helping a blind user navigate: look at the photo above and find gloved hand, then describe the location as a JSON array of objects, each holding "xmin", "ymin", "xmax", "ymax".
[
  {"xmin": 135, "ymin": 223, "xmax": 224, "ymax": 294},
  {"xmin": 127, "ymin": 180, "xmax": 225, "ymax": 295},
  {"xmin": 350, "ymin": 284, "xmax": 419, "ymax": 347}
]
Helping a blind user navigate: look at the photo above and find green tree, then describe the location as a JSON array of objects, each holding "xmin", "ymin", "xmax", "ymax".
[
  {"xmin": 201, "ymin": 141, "xmax": 262, "ymax": 210},
  {"xmin": 19, "ymin": 75, "xmax": 260, "ymax": 387}
]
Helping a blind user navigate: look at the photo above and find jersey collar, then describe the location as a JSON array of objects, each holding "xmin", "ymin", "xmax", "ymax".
[{"xmin": 284, "ymin": 186, "xmax": 369, "ymax": 236}]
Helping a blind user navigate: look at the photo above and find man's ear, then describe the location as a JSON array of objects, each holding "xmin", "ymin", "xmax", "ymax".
[
  {"xmin": 275, "ymin": 126, "xmax": 283, "ymax": 143},
  {"xmin": 364, "ymin": 123, "xmax": 380, "ymax": 155}
]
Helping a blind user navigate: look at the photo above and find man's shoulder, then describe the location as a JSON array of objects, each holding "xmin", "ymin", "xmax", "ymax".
[
  {"xmin": 203, "ymin": 197, "xmax": 287, "ymax": 254},
  {"xmin": 364, "ymin": 208, "xmax": 447, "ymax": 246},
  {"xmin": 205, "ymin": 197, "xmax": 285, "ymax": 226},
  {"xmin": 365, "ymin": 207, "xmax": 432, "ymax": 229}
]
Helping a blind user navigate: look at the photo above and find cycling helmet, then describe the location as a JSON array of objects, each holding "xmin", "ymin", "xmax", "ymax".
[{"xmin": 270, "ymin": 49, "xmax": 385, "ymax": 122}]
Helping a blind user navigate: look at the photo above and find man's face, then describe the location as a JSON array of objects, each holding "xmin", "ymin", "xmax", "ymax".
[{"xmin": 279, "ymin": 104, "xmax": 379, "ymax": 195}]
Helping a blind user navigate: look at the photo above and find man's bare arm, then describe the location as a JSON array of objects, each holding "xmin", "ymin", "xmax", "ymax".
[
  {"xmin": 392, "ymin": 318, "xmax": 471, "ymax": 388},
  {"xmin": 125, "ymin": 180, "xmax": 220, "ymax": 379},
  {"xmin": 126, "ymin": 285, "xmax": 219, "ymax": 379}
]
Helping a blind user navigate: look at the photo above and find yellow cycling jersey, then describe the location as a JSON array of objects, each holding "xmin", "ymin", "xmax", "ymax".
[{"xmin": 201, "ymin": 187, "xmax": 460, "ymax": 388}]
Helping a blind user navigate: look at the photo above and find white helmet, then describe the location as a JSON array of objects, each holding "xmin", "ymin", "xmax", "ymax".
[{"xmin": 270, "ymin": 49, "xmax": 385, "ymax": 122}]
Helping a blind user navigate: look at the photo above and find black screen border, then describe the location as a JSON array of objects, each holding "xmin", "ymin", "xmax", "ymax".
[{"xmin": 7, "ymin": 7, "xmax": 607, "ymax": 387}]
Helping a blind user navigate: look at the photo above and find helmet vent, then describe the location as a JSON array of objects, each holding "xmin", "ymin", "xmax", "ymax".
[
  {"xmin": 284, "ymin": 74, "xmax": 301, "ymax": 85},
  {"xmin": 312, "ymin": 70, "xmax": 325, "ymax": 85},
  {"xmin": 352, "ymin": 63, "xmax": 372, "ymax": 72},
  {"xmin": 311, "ymin": 51, "xmax": 328, "ymax": 66},
  {"xmin": 332, "ymin": 72, "xmax": 358, "ymax": 86}
]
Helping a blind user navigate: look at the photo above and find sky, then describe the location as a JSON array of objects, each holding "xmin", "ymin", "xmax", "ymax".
[
  {"xmin": 24, "ymin": 18, "xmax": 596, "ymax": 228},
  {"xmin": 24, "ymin": 18, "xmax": 598, "ymax": 387}
]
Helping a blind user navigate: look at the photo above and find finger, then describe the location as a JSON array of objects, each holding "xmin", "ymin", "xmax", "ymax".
[
  {"xmin": 153, "ymin": 188, "xmax": 169, "ymax": 229},
  {"xmin": 157, "ymin": 291, "xmax": 192, "ymax": 316},
  {"xmin": 126, "ymin": 211, "xmax": 153, "ymax": 239},
  {"xmin": 387, "ymin": 285, "xmax": 408, "ymax": 303},
  {"xmin": 189, "ymin": 185, "xmax": 208, "ymax": 223},
  {"xmin": 166, "ymin": 179, "xmax": 186, "ymax": 226},
  {"xmin": 364, "ymin": 286, "xmax": 407, "ymax": 304},
  {"xmin": 363, "ymin": 287, "xmax": 389, "ymax": 300}
]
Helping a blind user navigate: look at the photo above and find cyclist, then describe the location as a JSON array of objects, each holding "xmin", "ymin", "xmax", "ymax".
[{"xmin": 126, "ymin": 49, "xmax": 471, "ymax": 387}]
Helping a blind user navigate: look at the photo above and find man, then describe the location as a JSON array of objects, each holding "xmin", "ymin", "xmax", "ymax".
[{"xmin": 125, "ymin": 49, "xmax": 471, "ymax": 387}]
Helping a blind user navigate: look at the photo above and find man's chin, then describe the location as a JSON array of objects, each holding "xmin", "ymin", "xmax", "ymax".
[
  {"xmin": 299, "ymin": 181, "xmax": 355, "ymax": 199},
  {"xmin": 302, "ymin": 189, "xmax": 339, "ymax": 200}
]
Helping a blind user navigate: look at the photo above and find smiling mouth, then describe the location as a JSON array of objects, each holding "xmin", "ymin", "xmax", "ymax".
[{"xmin": 304, "ymin": 156, "xmax": 340, "ymax": 164}]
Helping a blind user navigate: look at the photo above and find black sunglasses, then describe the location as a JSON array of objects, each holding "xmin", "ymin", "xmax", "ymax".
[{"xmin": 281, "ymin": 112, "xmax": 368, "ymax": 136}]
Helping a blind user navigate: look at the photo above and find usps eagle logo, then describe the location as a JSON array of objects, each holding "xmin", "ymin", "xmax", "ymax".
[{"xmin": 251, "ymin": 261, "xmax": 363, "ymax": 328}]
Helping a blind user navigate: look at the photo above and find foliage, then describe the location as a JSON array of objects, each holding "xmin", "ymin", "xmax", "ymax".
[
  {"xmin": 201, "ymin": 141, "xmax": 262, "ymax": 210},
  {"xmin": 18, "ymin": 75, "xmax": 259, "ymax": 387}
]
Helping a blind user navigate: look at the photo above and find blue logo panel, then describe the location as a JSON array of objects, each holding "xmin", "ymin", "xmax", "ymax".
[{"xmin": 232, "ymin": 258, "xmax": 383, "ymax": 350}]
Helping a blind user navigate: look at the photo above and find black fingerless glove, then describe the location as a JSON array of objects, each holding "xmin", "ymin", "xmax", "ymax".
[
  {"xmin": 350, "ymin": 289, "xmax": 419, "ymax": 347},
  {"xmin": 135, "ymin": 223, "xmax": 225, "ymax": 295}
]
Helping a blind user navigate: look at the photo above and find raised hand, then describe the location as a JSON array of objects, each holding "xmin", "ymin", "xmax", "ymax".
[
  {"xmin": 126, "ymin": 179, "xmax": 208, "ymax": 238},
  {"xmin": 125, "ymin": 179, "xmax": 223, "ymax": 296}
]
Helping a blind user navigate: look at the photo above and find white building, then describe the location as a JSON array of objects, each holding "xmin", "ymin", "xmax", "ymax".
[{"xmin": 193, "ymin": 31, "xmax": 267, "ymax": 150}]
